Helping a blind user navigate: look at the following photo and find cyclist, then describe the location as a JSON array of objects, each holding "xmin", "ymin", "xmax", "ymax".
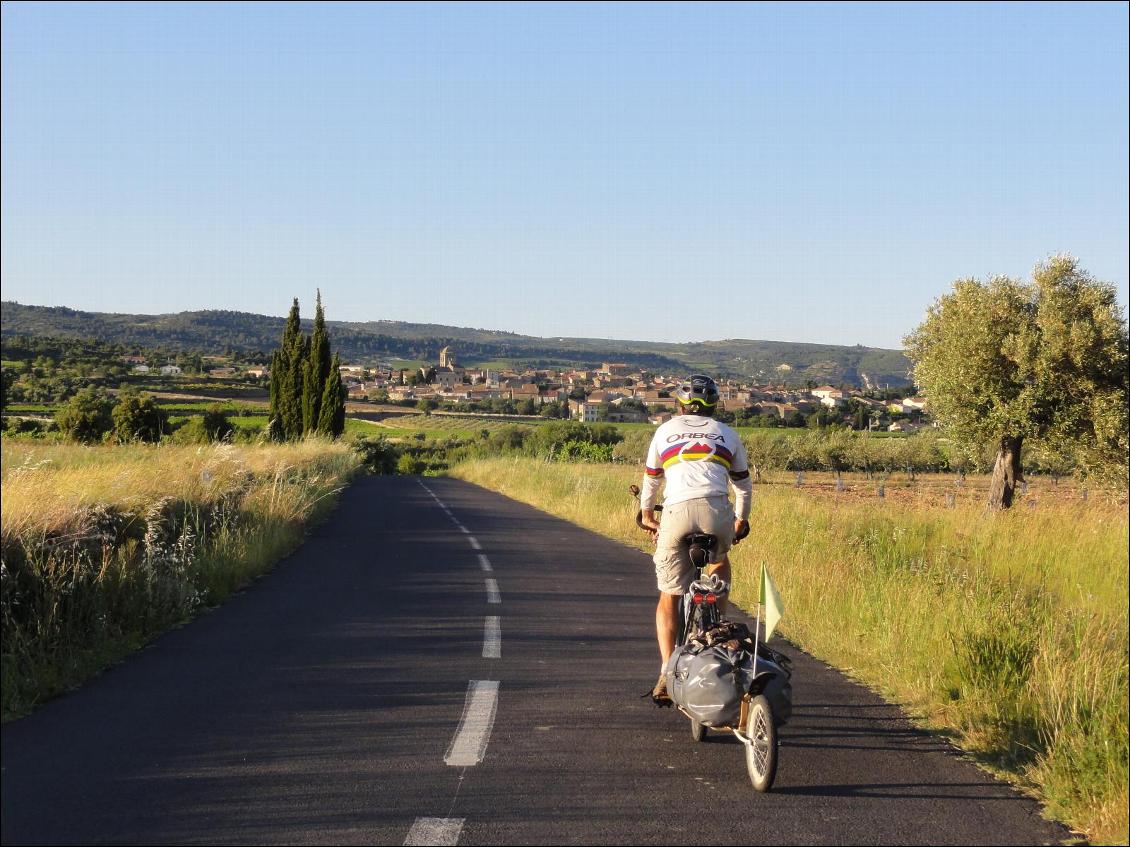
[{"xmin": 639, "ymin": 374, "xmax": 752, "ymax": 704}]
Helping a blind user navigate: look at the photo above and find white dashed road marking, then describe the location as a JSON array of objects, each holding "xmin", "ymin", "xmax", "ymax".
[
  {"xmin": 445, "ymin": 681, "xmax": 500, "ymax": 767},
  {"xmin": 404, "ymin": 817, "xmax": 464, "ymax": 846},
  {"xmin": 416, "ymin": 479, "xmax": 504, "ymax": 830},
  {"xmin": 483, "ymin": 616, "xmax": 501, "ymax": 658}
]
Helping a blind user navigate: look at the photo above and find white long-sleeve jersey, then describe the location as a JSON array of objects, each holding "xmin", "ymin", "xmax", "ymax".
[{"xmin": 639, "ymin": 414, "xmax": 752, "ymax": 518}]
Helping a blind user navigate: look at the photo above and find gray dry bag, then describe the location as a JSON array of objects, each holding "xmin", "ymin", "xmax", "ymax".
[{"xmin": 665, "ymin": 627, "xmax": 792, "ymax": 728}]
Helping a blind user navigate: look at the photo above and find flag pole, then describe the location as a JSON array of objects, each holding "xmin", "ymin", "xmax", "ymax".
[{"xmin": 752, "ymin": 562, "xmax": 762, "ymax": 677}]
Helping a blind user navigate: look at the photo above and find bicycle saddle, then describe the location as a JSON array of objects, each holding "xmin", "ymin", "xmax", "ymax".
[{"xmin": 683, "ymin": 533, "xmax": 717, "ymax": 569}]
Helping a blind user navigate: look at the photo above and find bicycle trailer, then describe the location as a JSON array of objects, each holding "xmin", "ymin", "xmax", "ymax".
[{"xmin": 665, "ymin": 621, "xmax": 792, "ymax": 729}]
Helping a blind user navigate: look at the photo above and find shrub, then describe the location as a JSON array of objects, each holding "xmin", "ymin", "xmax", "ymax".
[
  {"xmin": 555, "ymin": 440, "xmax": 615, "ymax": 462},
  {"xmin": 174, "ymin": 406, "xmax": 235, "ymax": 444},
  {"xmin": 612, "ymin": 429, "xmax": 652, "ymax": 464},
  {"xmin": 352, "ymin": 435, "xmax": 400, "ymax": 474},
  {"xmin": 111, "ymin": 390, "xmax": 169, "ymax": 443},
  {"xmin": 488, "ymin": 425, "xmax": 527, "ymax": 452},
  {"xmin": 397, "ymin": 453, "xmax": 426, "ymax": 474},
  {"xmin": 201, "ymin": 405, "xmax": 235, "ymax": 442},
  {"xmin": 525, "ymin": 421, "xmax": 623, "ymax": 458},
  {"xmin": 56, "ymin": 387, "xmax": 113, "ymax": 443}
]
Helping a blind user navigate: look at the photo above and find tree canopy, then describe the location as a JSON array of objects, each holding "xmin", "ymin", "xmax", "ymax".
[
  {"xmin": 111, "ymin": 389, "xmax": 168, "ymax": 443},
  {"xmin": 905, "ymin": 256, "xmax": 1128, "ymax": 507}
]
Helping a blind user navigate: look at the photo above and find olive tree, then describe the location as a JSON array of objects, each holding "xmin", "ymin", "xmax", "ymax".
[
  {"xmin": 905, "ymin": 256, "xmax": 1127, "ymax": 509},
  {"xmin": 742, "ymin": 431, "xmax": 790, "ymax": 482}
]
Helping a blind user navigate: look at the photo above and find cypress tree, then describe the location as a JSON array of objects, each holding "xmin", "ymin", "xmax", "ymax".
[
  {"xmin": 331, "ymin": 368, "xmax": 346, "ymax": 437},
  {"xmin": 302, "ymin": 360, "xmax": 316, "ymax": 435},
  {"xmin": 271, "ymin": 293, "xmax": 349, "ymax": 440},
  {"xmin": 277, "ymin": 298, "xmax": 304, "ymax": 439},
  {"xmin": 304, "ymin": 291, "xmax": 332, "ymax": 435},
  {"xmin": 267, "ymin": 348, "xmax": 283, "ymax": 437},
  {"xmin": 317, "ymin": 353, "xmax": 346, "ymax": 437},
  {"xmin": 286, "ymin": 334, "xmax": 307, "ymax": 439},
  {"xmin": 281, "ymin": 297, "xmax": 301, "ymax": 354}
]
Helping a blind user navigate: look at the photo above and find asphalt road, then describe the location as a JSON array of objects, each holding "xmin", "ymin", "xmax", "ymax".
[{"xmin": 1, "ymin": 476, "xmax": 1072, "ymax": 846}]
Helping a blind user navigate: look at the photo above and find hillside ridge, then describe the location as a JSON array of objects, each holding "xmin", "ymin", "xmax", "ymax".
[{"xmin": 1, "ymin": 301, "xmax": 911, "ymax": 386}]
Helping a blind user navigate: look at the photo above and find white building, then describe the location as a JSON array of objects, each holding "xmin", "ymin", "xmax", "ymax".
[{"xmin": 569, "ymin": 400, "xmax": 600, "ymax": 422}]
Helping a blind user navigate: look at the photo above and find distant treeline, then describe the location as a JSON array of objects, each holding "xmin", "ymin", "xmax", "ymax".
[
  {"xmin": 2, "ymin": 301, "xmax": 912, "ymax": 384},
  {"xmin": 353, "ymin": 423, "xmax": 1078, "ymax": 480},
  {"xmin": 0, "ymin": 334, "xmax": 265, "ymax": 406}
]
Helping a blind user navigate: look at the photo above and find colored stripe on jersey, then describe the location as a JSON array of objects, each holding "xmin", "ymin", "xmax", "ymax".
[{"xmin": 659, "ymin": 440, "xmax": 733, "ymax": 470}]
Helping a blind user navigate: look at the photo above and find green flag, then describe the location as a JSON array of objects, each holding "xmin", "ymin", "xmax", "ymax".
[{"xmin": 760, "ymin": 564, "xmax": 784, "ymax": 641}]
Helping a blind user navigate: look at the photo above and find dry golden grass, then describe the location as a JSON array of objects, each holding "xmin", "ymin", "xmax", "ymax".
[
  {"xmin": 1, "ymin": 437, "xmax": 361, "ymax": 719},
  {"xmin": 2, "ymin": 439, "xmax": 354, "ymax": 541}
]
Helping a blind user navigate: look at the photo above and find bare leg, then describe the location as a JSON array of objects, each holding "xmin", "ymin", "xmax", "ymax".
[{"xmin": 656, "ymin": 591, "xmax": 681, "ymax": 669}]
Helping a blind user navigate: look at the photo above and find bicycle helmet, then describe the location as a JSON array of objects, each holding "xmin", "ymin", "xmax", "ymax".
[{"xmin": 675, "ymin": 374, "xmax": 719, "ymax": 414}]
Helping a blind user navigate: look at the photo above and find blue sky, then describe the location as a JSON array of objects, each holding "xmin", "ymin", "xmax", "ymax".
[{"xmin": 2, "ymin": 2, "xmax": 1127, "ymax": 348}]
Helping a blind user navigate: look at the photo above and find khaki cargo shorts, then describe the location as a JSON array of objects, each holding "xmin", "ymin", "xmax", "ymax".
[{"xmin": 653, "ymin": 495, "xmax": 735, "ymax": 595}]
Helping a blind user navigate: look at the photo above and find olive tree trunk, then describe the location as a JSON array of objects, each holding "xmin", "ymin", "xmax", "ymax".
[{"xmin": 987, "ymin": 435, "xmax": 1023, "ymax": 510}]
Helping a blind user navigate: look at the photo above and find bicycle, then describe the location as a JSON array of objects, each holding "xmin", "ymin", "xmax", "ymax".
[{"xmin": 630, "ymin": 484, "xmax": 791, "ymax": 793}]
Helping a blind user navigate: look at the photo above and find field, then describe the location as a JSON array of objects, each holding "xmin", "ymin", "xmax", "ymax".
[
  {"xmin": 1, "ymin": 438, "xmax": 361, "ymax": 719},
  {"xmin": 739, "ymin": 468, "xmax": 1094, "ymax": 509},
  {"xmin": 448, "ymin": 456, "xmax": 1128, "ymax": 844},
  {"xmin": 360, "ymin": 413, "xmax": 845, "ymax": 443},
  {"xmin": 368, "ymin": 413, "xmax": 548, "ymax": 441}
]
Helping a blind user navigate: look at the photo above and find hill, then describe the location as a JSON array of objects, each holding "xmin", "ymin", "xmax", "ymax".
[{"xmin": 0, "ymin": 301, "xmax": 911, "ymax": 386}]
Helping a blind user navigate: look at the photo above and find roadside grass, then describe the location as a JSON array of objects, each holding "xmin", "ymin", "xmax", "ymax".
[
  {"xmin": 448, "ymin": 456, "xmax": 1128, "ymax": 844},
  {"xmin": 1, "ymin": 438, "xmax": 361, "ymax": 720}
]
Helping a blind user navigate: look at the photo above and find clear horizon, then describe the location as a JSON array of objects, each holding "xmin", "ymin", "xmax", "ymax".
[{"xmin": 3, "ymin": 3, "xmax": 1127, "ymax": 349}]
